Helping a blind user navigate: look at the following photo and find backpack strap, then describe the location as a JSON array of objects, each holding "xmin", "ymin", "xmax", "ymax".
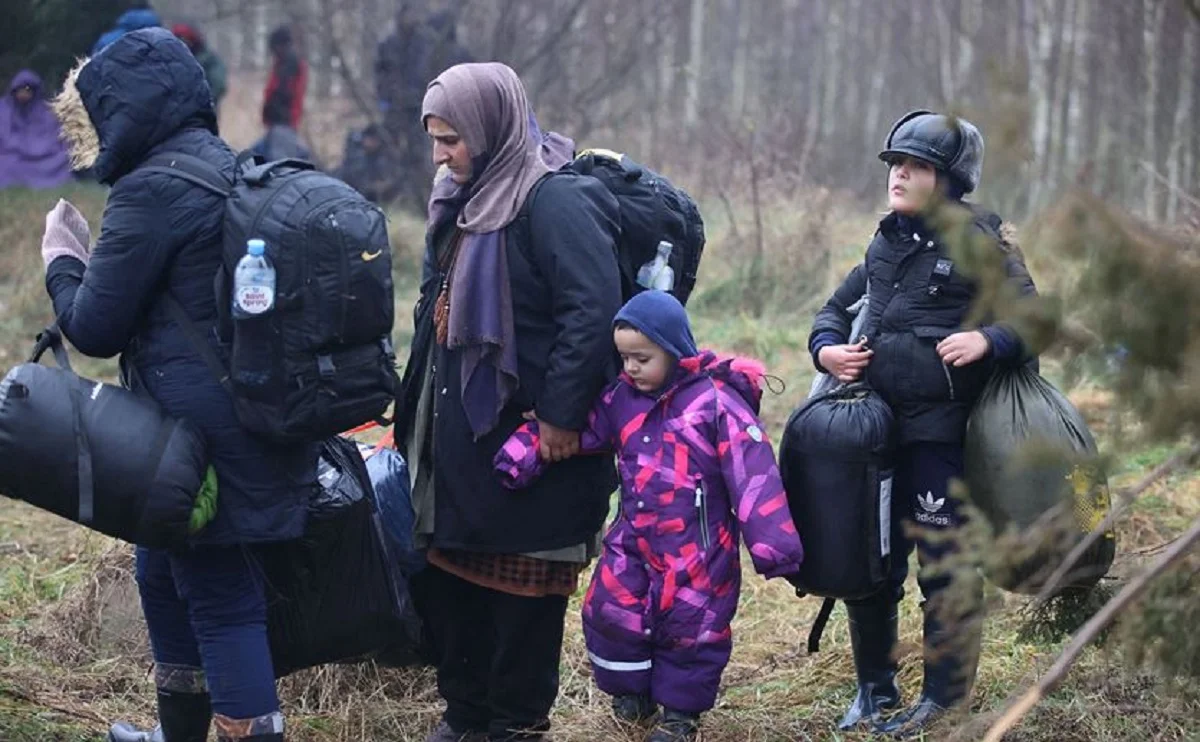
[
  {"xmin": 510, "ymin": 171, "xmax": 557, "ymax": 266},
  {"xmin": 163, "ymin": 293, "xmax": 234, "ymax": 394},
  {"xmin": 139, "ymin": 152, "xmax": 233, "ymax": 198},
  {"xmin": 807, "ymin": 597, "xmax": 838, "ymax": 653}
]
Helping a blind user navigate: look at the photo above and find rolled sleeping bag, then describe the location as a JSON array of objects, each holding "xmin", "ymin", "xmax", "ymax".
[
  {"xmin": 781, "ymin": 383, "xmax": 896, "ymax": 601},
  {"xmin": 0, "ymin": 328, "xmax": 207, "ymax": 550}
]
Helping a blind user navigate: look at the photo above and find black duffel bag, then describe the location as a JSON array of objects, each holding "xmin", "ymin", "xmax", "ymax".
[
  {"xmin": 0, "ymin": 327, "xmax": 207, "ymax": 549},
  {"xmin": 965, "ymin": 366, "xmax": 1116, "ymax": 594},
  {"xmin": 260, "ymin": 436, "xmax": 423, "ymax": 677},
  {"xmin": 780, "ymin": 384, "xmax": 896, "ymax": 602}
]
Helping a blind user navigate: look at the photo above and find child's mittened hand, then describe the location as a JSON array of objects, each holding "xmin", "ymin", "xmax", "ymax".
[
  {"xmin": 818, "ymin": 341, "xmax": 873, "ymax": 383},
  {"xmin": 937, "ymin": 331, "xmax": 990, "ymax": 367}
]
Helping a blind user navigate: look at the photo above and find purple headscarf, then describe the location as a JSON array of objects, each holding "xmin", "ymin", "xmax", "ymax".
[
  {"xmin": 423, "ymin": 63, "xmax": 574, "ymax": 438},
  {"xmin": 0, "ymin": 70, "xmax": 72, "ymax": 189}
]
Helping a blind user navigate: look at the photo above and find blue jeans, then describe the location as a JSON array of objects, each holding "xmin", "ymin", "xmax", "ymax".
[{"xmin": 135, "ymin": 545, "xmax": 279, "ymax": 722}]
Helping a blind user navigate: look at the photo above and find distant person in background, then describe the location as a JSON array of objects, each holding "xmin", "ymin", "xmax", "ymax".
[
  {"xmin": 172, "ymin": 22, "xmax": 228, "ymax": 113},
  {"xmin": 374, "ymin": 8, "xmax": 472, "ymax": 211},
  {"xmin": 337, "ymin": 124, "xmax": 400, "ymax": 205},
  {"xmin": 262, "ymin": 25, "xmax": 307, "ymax": 131},
  {"xmin": 253, "ymin": 25, "xmax": 312, "ymax": 163},
  {"xmin": 0, "ymin": 70, "xmax": 72, "ymax": 189},
  {"xmin": 92, "ymin": 5, "xmax": 162, "ymax": 55}
]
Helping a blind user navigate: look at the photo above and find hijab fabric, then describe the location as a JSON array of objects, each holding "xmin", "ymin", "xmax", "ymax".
[{"xmin": 422, "ymin": 63, "xmax": 574, "ymax": 438}]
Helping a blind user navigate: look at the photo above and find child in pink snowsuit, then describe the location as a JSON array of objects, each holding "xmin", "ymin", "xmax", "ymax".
[{"xmin": 495, "ymin": 291, "xmax": 804, "ymax": 742}]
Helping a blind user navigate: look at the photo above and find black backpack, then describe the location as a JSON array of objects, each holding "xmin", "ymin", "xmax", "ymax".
[
  {"xmin": 518, "ymin": 148, "xmax": 706, "ymax": 305},
  {"xmin": 140, "ymin": 152, "xmax": 398, "ymax": 443}
]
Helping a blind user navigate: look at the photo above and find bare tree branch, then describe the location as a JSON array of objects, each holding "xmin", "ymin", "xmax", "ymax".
[{"xmin": 983, "ymin": 514, "xmax": 1200, "ymax": 742}]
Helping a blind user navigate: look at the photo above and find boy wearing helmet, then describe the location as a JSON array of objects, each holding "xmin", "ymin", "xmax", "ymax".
[{"xmin": 808, "ymin": 111, "xmax": 1038, "ymax": 736}]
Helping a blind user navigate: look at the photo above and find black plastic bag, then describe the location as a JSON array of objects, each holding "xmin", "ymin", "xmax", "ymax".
[
  {"xmin": 0, "ymin": 328, "xmax": 206, "ymax": 549},
  {"xmin": 260, "ymin": 436, "xmax": 423, "ymax": 676},
  {"xmin": 781, "ymin": 384, "xmax": 896, "ymax": 600},
  {"xmin": 359, "ymin": 443, "xmax": 425, "ymax": 576},
  {"xmin": 965, "ymin": 366, "xmax": 1115, "ymax": 594}
]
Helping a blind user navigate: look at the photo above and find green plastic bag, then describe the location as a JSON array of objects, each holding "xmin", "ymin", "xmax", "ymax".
[
  {"xmin": 189, "ymin": 467, "xmax": 219, "ymax": 534},
  {"xmin": 965, "ymin": 366, "xmax": 1115, "ymax": 594}
]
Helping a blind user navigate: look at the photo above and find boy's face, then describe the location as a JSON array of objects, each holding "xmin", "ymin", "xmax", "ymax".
[
  {"xmin": 615, "ymin": 327, "xmax": 673, "ymax": 393},
  {"xmin": 887, "ymin": 155, "xmax": 938, "ymax": 215}
]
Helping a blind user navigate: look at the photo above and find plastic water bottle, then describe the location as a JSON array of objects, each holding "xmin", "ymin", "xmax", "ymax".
[
  {"xmin": 636, "ymin": 241, "xmax": 675, "ymax": 292},
  {"xmin": 232, "ymin": 239, "xmax": 276, "ymax": 318},
  {"xmin": 230, "ymin": 239, "xmax": 277, "ymax": 389}
]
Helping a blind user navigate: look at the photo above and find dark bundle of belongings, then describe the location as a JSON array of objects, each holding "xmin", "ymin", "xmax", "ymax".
[
  {"xmin": 964, "ymin": 366, "xmax": 1115, "ymax": 593},
  {"xmin": 0, "ymin": 327, "xmax": 208, "ymax": 550},
  {"xmin": 260, "ymin": 435, "xmax": 424, "ymax": 676},
  {"xmin": 781, "ymin": 365, "xmax": 1115, "ymax": 651}
]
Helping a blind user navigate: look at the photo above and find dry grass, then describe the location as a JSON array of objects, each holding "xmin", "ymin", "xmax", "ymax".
[{"xmin": 2, "ymin": 183, "xmax": 1200, "ymax": 741}]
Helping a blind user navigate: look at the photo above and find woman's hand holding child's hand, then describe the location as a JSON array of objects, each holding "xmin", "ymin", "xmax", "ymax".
[
  {"xmin": 523, "ymin": 411, "xmax": 581, "ymax": 463},
  {"xmin": 818, "ymin": 341, "xmax": 873, "ymax": 383},
  {"xmin": 936, "ymin": 331, "xmax": 990, "ymax": 367}
]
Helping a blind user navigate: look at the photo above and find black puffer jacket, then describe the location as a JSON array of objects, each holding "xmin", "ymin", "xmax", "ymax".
[
  {"xmin": 398, "ymin": 172, "xmax": 622, "ymax": 553},
  {"xmin": 45, "ymin": 28, "xmax": 316, "ymax": 546},
  {"xmin": 810, "ymin": 206, "xmax": 1038, "ymax": 445}
]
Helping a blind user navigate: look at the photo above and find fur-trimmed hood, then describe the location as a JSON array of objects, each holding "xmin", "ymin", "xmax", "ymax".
[{"xmin": 53, "ymin": 27, "xmax": 216, "ymax": 184}]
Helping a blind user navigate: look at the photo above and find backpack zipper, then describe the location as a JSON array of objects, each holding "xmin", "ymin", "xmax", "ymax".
[{"xmin": 331, "ymin": 213, "xmax": 349, "ymax": 343}]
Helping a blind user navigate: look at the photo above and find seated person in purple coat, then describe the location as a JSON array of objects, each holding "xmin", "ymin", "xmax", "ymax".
[
  {"xmin": 495, "ymin": 290, "xmax": 804, "ymax": 742},
  {"xmin": 0, "ymin": 70, "xmax": 73, "ymax": 189}
]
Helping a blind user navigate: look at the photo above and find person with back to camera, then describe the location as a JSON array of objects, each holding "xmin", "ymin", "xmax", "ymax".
[
  {"xmin": 44, "ymin": 28, "xmax": 314, "ymax": 742},
  {"xmin": 808, "ymin": 110, "xmax": 1038, "ymax": 736}
]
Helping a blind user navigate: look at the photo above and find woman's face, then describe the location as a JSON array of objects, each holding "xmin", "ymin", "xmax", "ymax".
[
  {"xmin": 426, "ymin": 116, "xmax": 471, "ymax": 184},
  {"xmin": 14, "ymin": 86, "xmax": 34, "ymax": 105},
  {"xmin": 614, "ymin": 327, "xmax": 672, "ymax": 393},
  {"xmin": 887, "ymin": 156, "xmax": 939, "ymax": 214}
]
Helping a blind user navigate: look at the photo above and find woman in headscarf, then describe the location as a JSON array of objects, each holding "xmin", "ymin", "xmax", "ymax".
[
  {"xmin": 396, "ymin": 62, "xmax": 622, "ymax": 742},
  {"xmin": 0, "ymin": 70, "xmax": 72, "ymax": 189}
]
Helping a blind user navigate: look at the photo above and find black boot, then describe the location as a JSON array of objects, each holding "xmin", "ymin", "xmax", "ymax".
[
  {"xmin": 108, "ymin": 690, "xmax": 212, "ymax": 742},
  {"xmin": 647, "ymin": 709, "xmax": 699, "ymax": 742},
  {"xmin": 875, "ymin": 603, "xmax": 983, "ymax": 738},
  {"xmin": 837, "ymin": 597, "xmax": 901, "ymax": 731},
  {"xmin": 611, "ymin": 693, "xmax": 657, "ymax": 724}
]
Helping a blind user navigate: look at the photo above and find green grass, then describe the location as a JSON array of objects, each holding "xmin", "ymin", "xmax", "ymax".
[{"xmin": 1, "ymin": 184, "xmax": 1198, "ymax": 740}]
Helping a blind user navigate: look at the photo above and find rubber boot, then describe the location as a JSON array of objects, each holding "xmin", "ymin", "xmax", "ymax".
[
  {"xmin": 837, "ymin": 597, "xmax": 901, "ymax": 731},
  {"xmin": 611, "ymin": 693, "xmax": 657, "ymax": 724},
  {"xmin": 647, "ymin": 709, "xmax": 700, "ymax": 742},
  {"xmin": 108, "ymin": 690, "xmax": 212, "ymax": 742},
  {"xmin": 875, "ymin": 603, "xmax": 983, "ymax": 738}
]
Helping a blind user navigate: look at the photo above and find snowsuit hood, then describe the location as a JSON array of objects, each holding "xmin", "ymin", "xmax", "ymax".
[{"xmin": 614, "ymin": 290, "xmax": 699, "ymax": 360}]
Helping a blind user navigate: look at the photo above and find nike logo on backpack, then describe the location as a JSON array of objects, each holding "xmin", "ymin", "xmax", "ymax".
[{"xmin": 361, "ymin": 250, "xmax": 383, "ymax": 262}]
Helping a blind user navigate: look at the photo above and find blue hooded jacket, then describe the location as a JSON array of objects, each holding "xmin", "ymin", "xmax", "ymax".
[
  {"xmin": 46, "ymin": 29, "xmax": 316, "ymax": 546},
  {"xmin": 92, "ymin": 8, "xmax": 162, "ymax": 55}
]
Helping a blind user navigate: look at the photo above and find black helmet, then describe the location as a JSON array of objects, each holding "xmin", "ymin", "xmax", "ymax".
[{"xmin": 879, "ymin": 110, "xmax": 985, "ymax": 194}]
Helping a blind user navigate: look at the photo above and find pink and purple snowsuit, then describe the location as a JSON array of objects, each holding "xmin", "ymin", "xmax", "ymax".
[{"xmin": 495, "ymin": 351, "xmax": 804, "ymax": 713}]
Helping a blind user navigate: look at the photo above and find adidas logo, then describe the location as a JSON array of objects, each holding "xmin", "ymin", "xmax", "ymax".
[{"xmin": 917, "ymin": 491, "xmax": 945, "ymax": 514}]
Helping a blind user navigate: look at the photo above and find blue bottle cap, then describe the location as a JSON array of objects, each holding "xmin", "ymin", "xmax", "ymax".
[{"xmin": 247, "ymin": 239, "xmax": 265, "ymax": 257}]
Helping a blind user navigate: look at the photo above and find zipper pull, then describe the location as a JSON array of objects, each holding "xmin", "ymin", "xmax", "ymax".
[{"xmin": 694, "ymin": 488, "xmax": 703, "ymax": 507}]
